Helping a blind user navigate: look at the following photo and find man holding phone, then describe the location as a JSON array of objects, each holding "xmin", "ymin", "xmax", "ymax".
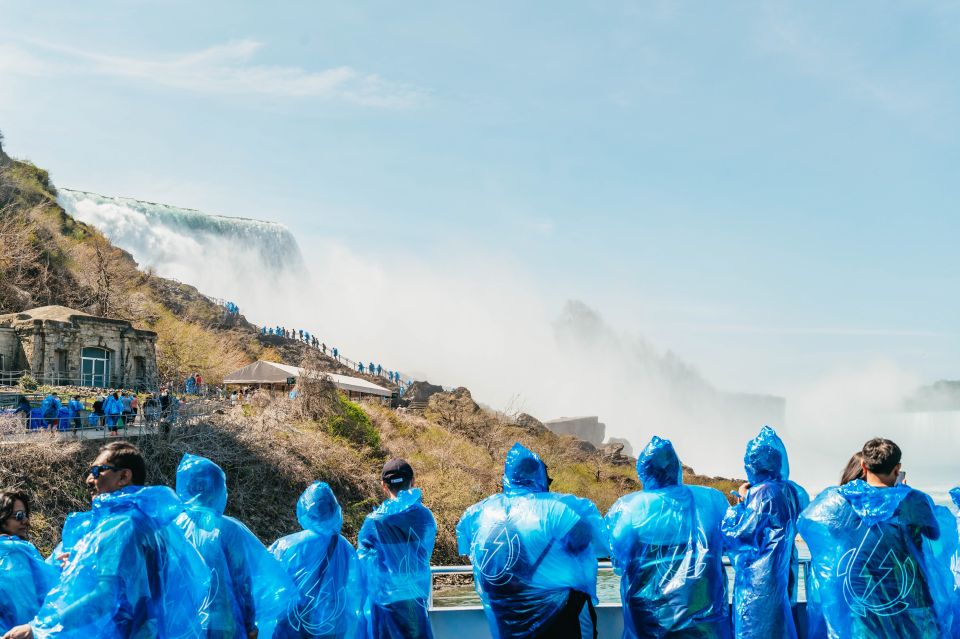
[{"xmin": 798, "ymin": 437, "xmax": 957, "ymax": 638}]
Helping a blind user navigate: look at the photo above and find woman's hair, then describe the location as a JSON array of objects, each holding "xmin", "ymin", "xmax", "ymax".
[
  {"xmin": 840, "ymin": 452, "xmax": 865, "ymax": 485},
  {"xmin": 0, "ymin": 490, "xmax": 31, "ymax": 532}
]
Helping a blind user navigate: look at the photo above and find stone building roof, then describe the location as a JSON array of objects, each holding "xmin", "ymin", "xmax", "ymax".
[{"xmin": 0, "ymin": 305, "xmax": 157, "ymax": 336}]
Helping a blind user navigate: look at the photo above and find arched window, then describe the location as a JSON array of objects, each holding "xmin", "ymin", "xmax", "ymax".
[{"xmin": 81, "ymin": 347, "xmax": 111, "ymax": 388}]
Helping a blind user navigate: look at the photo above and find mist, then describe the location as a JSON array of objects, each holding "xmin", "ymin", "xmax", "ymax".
[{"xmin": 60, "ymin": 191, "xmax": 955, "ymax": 500}]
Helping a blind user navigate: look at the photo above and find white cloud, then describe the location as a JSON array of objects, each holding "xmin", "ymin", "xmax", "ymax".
[{"xmin": 3, "ymin": 38, "xmax": 425, "ymax": 108}]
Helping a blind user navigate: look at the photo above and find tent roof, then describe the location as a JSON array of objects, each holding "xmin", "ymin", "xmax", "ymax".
[{"xmin": 224, "ymin": 360, "xmax": 392, "ymax": 397}]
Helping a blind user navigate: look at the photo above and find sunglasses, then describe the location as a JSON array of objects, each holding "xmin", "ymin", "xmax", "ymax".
[
  {"xmin": 88, "ymin": 464, "xmax": 121, "ymax": 479},
  {"xmin": 12, "ymin": 510, "xmax": 28, "ymax": 522}
]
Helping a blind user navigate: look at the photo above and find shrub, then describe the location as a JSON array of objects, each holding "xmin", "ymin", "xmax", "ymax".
[
  {"xmin": 329, "ymin": 395, "xmax": 380, "ymax": 450},
  {"xmin": 18, "ymin": 373, "xmax": 38, "ymax": 391}
]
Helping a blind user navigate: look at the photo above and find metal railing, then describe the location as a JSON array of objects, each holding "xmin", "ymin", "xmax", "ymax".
[
  {"xmin": 0, "ymin": 396, "xmax": 225, "ymax": 438},
  {"xmin": 0, "ymin": 369, "xmax": 155, "ymax": 391},
  {"xmin": 429, "ymin": 558, "xmax": 813, "ymax": 606}
]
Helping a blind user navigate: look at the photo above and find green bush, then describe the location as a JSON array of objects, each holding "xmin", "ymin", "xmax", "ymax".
[
  {"xmin": 18, "ymin": 373, "xmax": 38, "ymax": 391},
  {"xmin": 328, "ymin": 395, "xmax": 380, "ymax": 449}
]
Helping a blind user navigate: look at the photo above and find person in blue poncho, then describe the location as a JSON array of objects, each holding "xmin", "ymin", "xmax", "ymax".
[
  {"xmin": 0, "ymin": 490, "xmax": 59, "ymax": 635},
  {"xmin": 721, "ymin": 425, "xmax": 809, "ymax": 639},
  {"xmin": 606, "ymin": 436, "xmax": 732, "ymax": 639},
  {"xmin": 102, "ymin": 391, "xmax": 124, "ymax": 434},
  {"xmin": 358, "ymin": 458, "xmax": 436, "ymax": 639},
  {"xmin": 40, "ymin": 392, "xmax": 61, "ymax": 429},
  {"xmin": 268, "ymin": 482, "xmax": 362, "ymax": 639},
  {"xmin": 798, "ymin": 438, "xmax": 957, "ymax": 639},
  {"xmin": 457, "ymin": 443, "xmax": 608, "ymax": 639},
  {"xmin": 2, "ymin": 441, "xmax": 211, "ymax": 639},
  {"xmin": 175, "ymin": 454, "xmax": 296, "ymax": 639}
]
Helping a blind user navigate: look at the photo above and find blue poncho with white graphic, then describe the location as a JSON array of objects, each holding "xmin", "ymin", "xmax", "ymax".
[
  {"xmin": 358, "ymin": 486, "xmax": 436, "ymax": 639},
  {"xmin": 175, "ymin": 454, "xmax": 296, "ymax": 638},
  {"xmin": 0, "ymin": 536, "xmax": 59, "ymax": 633},
  {"xmin": 606, "ymin": 436, "xmax": 732, "ymax": 639},
  {"xmin": 268, "ymin": 482, "xmax": 362, "ymax": 639},
  {"xmin": 721, "ymin": 426, "xmax": 809, "ymax": 639},
  {"xmin": 456, "ymin": 443, "xmax": 608, "ymax": 639},
  {"xmin": 31, "ymin": 485, "xmax": 211, "ymax": 639},
  {"xmin": 798, "ymin": 481, "xmax": 957, "ymax": 639}
]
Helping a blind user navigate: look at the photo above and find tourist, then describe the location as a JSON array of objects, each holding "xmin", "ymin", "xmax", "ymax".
[
  {"xmin": 40, "ymin": 392, "xmax": 61, "ymax": 429},
  {"xmin": 92, "ymin": 395, "xmax": 105, "ymax": 428},
  {"xmin": 0, "ymin": 490, "xmax": 59, "ymax": 635},
  {"xmin": 142, "ymin": 394, "xmax": 159, "ymax": 425},
  {"xmin": 358, "ymin": 459, "xmax": 436, "ymax": 639},
  {"xmin": 13, "ymin": 395, "xmax": 31, "ymax": 428},
  {"xmin": 376, "ymin": 364, "xmax": 382, "ymax": 377},
  {"xmin": 103, "ymin": 391, "xmax": 123, "ymax": 434},
  {"xmin": 120, "ymin": 391, "xmax": 133, "ymax": 426},
  {"xmin": 457, "ymin": 443, "xmax": 607, "ymax": 639},
  {"xmin": 67, "ymin": 395, "xmax": 83, "ymax": 430},
  {"xmin": 721, "ymin": 426, "xmax": 809, "ymax": 639},
  {"xmin": 322, "ymin": 343, "xmax": 327, "ymax": 355},
  {"xmin": 159, "ymin": 388, "xmax": 171, "ymax": 416},
  {"xmin": 798, "ymin": 438, "xmax": 956, "ymax": 638},
  {"xmin": 606, "ymin": 436, "xmax": 731, "ymax": 638},
  {"xmin": 268, "ymin": 482, "xmax": 362, "ymax": 639},
  {"xmin": 2, "ymin": 441, "xmax": 210, "ymax": 639},
  {"xmin": 129, "ymin": 393, "xmax": 138, "ymax": 424},
  {"xmin": 839, "ymin": 451, "xmax": 865, "ymax": 485},
  {"xmin": 196, "ymin": 373, "xmax": 203, "ymax": 393},
  {"xmin": 358, "ymin": 362, "xmax": 365, "ymax": 374},
  {"xmin": 175, "ymin": 454, "xmax": 294, "ymax": 639}
]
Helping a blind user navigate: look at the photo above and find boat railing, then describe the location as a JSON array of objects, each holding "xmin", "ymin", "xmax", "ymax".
[{"xmin": 429, "ymin": 558, "xmax": 813, "ymax": 608}]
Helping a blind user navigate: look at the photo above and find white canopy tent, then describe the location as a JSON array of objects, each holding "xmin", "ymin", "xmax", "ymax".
[{"xmin": 224, "ymin": 360, "xmax": 392, "ymax": 399}]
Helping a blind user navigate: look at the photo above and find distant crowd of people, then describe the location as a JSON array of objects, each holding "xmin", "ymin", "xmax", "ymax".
[
  {"xmin": 3, "ymin": 426, "xmax": 959, "ymax": 639},
  {"xmin": 260, "ymin": 324, "xmax": 409, "ymax": 387},
  {"xmin": 8, "ymin": 389, "xmax": 180, "ymax": 434}
]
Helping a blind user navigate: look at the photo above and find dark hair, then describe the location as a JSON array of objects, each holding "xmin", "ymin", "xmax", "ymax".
[
  {"xmin": 0, "ymin": 489, "xmax": 31, "ymax": 529},
  {"xmin": 840, "ymin": 452, "xmax": 865, "ymax": 485},
  {"xmin": 99, "ymin": 441, "xmax": 146, "ymax": 485},
  {"xmin": 861, "ymin": 438, "xmax": 902, "ymax": 476}
]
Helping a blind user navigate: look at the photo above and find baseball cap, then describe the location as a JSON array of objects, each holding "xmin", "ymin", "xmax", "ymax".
[{"xmin": 381, "ymin": 458, "xmax": 414, "ymax": 486}]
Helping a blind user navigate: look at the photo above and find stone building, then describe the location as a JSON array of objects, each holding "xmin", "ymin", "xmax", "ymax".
[{"xmin": 0, "ymin": 306, "xmax": 158, "ymax": 389}]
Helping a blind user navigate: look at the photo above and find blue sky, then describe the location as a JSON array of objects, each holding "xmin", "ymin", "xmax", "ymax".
[{"xmin": 1, "ymin": 1, "xmax": 959, "ymax": 395}]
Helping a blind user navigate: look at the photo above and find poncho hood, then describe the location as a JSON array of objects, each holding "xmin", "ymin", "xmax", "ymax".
[
  {"xmin": 296, "ymin": 481, "xmax": 344, "ymax": 534},
  {"xmin": 502, "ymin": 442, "xmax": 549, "ymax": 495},
  {"xmin": 636, "ymin": 435, "xmax": 682, "ymax": 489},
  {"xmin": 838, "ymin": 480, "xmax": 913, "ymax": 526},
  {"xmin": 950, "ymin": 486, "xmax": 960, "ymax": 510},
  {"xmin": 175, "ymin": 453, "xmax": 227, "ymax": 515},
  {"xmin": 370, "ymin": 487, "xmax": 424, "ymax": 519},
  {"xmin": 92, "ymin": 485, "xmax": 184, "ymax": 529},
  {"xmin": 744, "ymin": 425, "xmax": 790, "ymax": 485}
]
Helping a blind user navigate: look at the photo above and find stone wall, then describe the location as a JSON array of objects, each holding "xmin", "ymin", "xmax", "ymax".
[
  {"xmin": 0, "ymin": 307, "xmax": 157, "ymax": 388},
  {"xmin": 542, "ymin": 415, "xmax": 606, "ymax": 446}
]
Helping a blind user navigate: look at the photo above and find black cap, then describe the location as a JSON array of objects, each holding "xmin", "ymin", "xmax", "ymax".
[{"xmin": 381, "ymin": 458, "xmax": 414, "ymax": 486}]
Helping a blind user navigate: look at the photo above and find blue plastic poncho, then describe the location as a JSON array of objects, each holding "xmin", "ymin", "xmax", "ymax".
[
  {"xmin": 798, "ymin": 480, "xmax": 957, "ymax": 638},
  {"xmin": 456, "ymin": 443, "xmax": 608, "ymax": 639},
  {"xmin": 721, "ymin": 426, "xmax": 809, "ymax": 639},
  {"xmin": 358, "ymin": 486, "xmax": 436, "ymax": 639},
  {"xmin": 606, "ymin": 436, "xmax": 732, "ymax": 639},
  {"xmin": 31, "ymin": 485, "xmax": 211, "ymax": 639},
  {"xmin": 41, "ymin": 394, "xmax": 61, "ymax": 419},
  {"xmin": 47, "ymin": 510, "xmax": 96, "ymax": 568},
  {"xmin": 268, "ymin": 482, "xmax": 362, "ymax": 639},
  {"xmin": 0, "ymin": 536, "xmax": 60, "ymax": 633},
  {"xmin": 175, "ymin": 454, "xmax": 296, "ymax": 638}
]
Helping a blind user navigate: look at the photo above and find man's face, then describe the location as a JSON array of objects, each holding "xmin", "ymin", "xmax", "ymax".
[
  {"xmin": 1, "ymin": 499, "xmax": 29, "ymax": 538},
  {"xmin": 86, "ymin": 452, "xmax": 132, "ymax": 498}
]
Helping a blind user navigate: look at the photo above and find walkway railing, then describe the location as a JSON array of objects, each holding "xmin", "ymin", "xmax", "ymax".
[{"xmin": 0, "ymin": 369, "xmax": 155, "ymax": 391}]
